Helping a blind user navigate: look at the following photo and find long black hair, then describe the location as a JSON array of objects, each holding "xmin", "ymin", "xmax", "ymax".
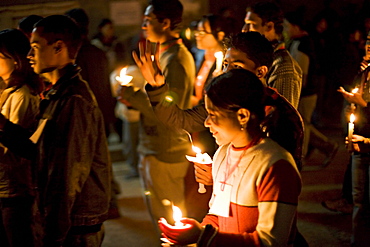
[
  {"xmin": 0, "ymin": 28, "xmax": 43, "ymax": 95},
  {"xmin": 205, "ymin": 69, "xmax": 266, "ymax": 133}
]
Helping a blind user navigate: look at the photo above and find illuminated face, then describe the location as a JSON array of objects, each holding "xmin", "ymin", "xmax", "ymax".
[
  {"xmin": 365, "ymin": 39, "xmax": 370, "ymax": 60},
  {"xmin": 0, "ymin": 52, "xmax": 15, "ymax": 81},
  {"xmin": 195, "ymin": 20, "xmax": 219, "ymax": 50},
  {"xmin": 204, "ymin": 95, "xmax": 240, "ymax": 146},
  {"xmin": 142, "ymin": 5, "xmax": 164, "ymax": 43},
  {"xmin": 28, "ymin": 27, "xmax": 57, "ymax": 75},
  {"xmin": 223, "ymin": 48, "xmax": 257, "ymax": 74},
  {"xmin": 242, "ymin": 11, "xmax": 265, "ymax": 34},
  {"xmin": 101, "ymin": 23, "xmax": 114, "ymax": 39}
]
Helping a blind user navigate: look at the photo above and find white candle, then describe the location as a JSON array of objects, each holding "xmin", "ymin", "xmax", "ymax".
[
  {"xmin": 186, "ymin": 146, "xmax": 212, "ymax": 194},
  {"xmin": 116, "ymin": 67, "xmax": 133, "ymax": 86},
  {"xmin": 214, "ymin": 51, "xmax": 223, "ymax": 72},
  {"xmin": 348, "ymin": 113, "xmax": 355, "ymax": 152}
]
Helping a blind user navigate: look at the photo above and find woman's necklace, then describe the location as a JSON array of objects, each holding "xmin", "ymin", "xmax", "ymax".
[{"xmin": 220, "ymin": 135, "xmax": 262, "ymax": 191}]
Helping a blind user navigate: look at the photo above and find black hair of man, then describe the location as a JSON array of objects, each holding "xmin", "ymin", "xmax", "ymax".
[
  {"xmin": 247, "ymin": 1, "xmax": 284, "ymax": 36},
  {"xmin": 34, "ymin": 15, "xmax": 82, "ymax": 60},
  {"xmin": 224, "ymin": 32, "xmax": 274, "ymax": 69},
  {"xmin": 18, "ymin": 15, "xmax": 43, "ymax": 37},
  {"xmin": 65, "ymin": 8, "xmax": 89, "ymax": 36},
  {"xmin": 97, "ymin": 18, "xmax": 112, "ymax": 30},
  {"xmin": 148, "ymin": 0, "xmax": 183, "ymax": 31}
]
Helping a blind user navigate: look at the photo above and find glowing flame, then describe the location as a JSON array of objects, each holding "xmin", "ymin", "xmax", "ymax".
[
  {"xmin": 352, "ymin": 88, "xmax": 359, "ymax": 94},
  {"xmin": 350, "ymin": 113, "xmax": 355, "ymax": 123},
  {"xmin": 214, "ymin": 51, "xmax": 223, "ymax": 60},
  {"xmin": 164, "ymin": 95, "xmax": 173, "ymax": 102},
  {"xmin": 192, "ymin": 145, "xmax": 201, "ymax": 154},
  {"xmin": 172, "ymin": 205, "xmax": 183, "ymax": 226},
  {"xmin": 116, "ymin": 67, "xmax": 133, "ymax": 86}
]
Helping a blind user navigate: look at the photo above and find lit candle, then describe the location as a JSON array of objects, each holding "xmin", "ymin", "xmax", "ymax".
[
  {"xmin": 214, "ymin": 51, "xmax": 223, "ymax": 72},
  {"xmin": 116, "ymin": 67, "xmax": 133, "ymax": 86},
  {"xmin": 172, "ymin": 205, "xmax": 184, "ymax": 227},
  {"xmin": 186, "ymin": 146, "xmax": 212, "ymax": 194},
  {"xmin": 348, "ymin": 113, "xmax": 355, "ymax": 152}
]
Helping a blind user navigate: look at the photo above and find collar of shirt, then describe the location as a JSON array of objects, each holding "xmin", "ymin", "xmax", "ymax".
[{"xmin": 159, "ymin": 38, "xmax": 182, "ymax": 54}]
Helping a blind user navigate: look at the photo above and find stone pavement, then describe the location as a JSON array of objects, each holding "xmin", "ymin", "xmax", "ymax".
[{"xmin": 102, "ymin": 127, "xmax": 352, "ymax": 247}]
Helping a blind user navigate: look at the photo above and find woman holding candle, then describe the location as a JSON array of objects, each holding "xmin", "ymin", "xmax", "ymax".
[
  {"xmin": 338, "ymin": 84, "xmax": 370, "ymax": 246},
  {"xmin": 192, "ymin": 14, "xmax": 232, "ymax": 107},
  {"xmin": 159, "ymin": 69, "xmax": 301, "ymax": 247},
  {"xmin": 0, "ymin": 29, "xmax": 43, "ymax": 247}
]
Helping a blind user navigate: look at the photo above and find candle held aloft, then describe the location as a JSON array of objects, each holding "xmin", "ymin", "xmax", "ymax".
[
  {"xmin": 214, "ymin": 51, "xmax": 223, "ymax": 72},
  {"xmin": 185, "ymin": 146, "xmax": 212, "ymax": 194},
  {"xmin": 348, "ymin": 113, "xmax": 355, "ymax": 152},
  {"xmin": 116, "ymin": 67, "xmax": 133, "ymax": 86}
]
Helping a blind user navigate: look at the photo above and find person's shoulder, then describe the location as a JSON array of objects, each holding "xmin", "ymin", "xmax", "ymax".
[
  {"xmin": 256, "ymin": 138, "xmax": 295, "ymax": 164},
  {"xmin": 273, "ymin": 49, "xmax": 302, "ymax": 76}
]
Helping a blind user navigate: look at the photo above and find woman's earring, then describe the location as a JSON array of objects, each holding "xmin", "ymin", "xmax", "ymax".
[{"xmin": 241, "ymin": 123, "xmax": 246, "ymax": 131}]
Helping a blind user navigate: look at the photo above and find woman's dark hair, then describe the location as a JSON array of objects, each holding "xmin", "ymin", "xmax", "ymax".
[
  {"xmin": 200, "ymin": 14, "xmax": 231, "ymax": 42},
  {"xmin": 205, "ymin": 69, "xmax": 265, "ymax": 132},
  {"xmin": 0, "ymin": 29, "xmax": 43, "ymax": 94}
]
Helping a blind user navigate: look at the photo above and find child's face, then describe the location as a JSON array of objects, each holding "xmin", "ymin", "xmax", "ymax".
[{"xmin": 204, "ymin": 95, "xmax": 241, "ymax": 146}]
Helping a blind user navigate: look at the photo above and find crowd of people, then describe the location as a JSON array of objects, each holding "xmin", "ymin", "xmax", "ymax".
[{"xmin": 0, "ymin": 0, "xmax": 369, "ymax": 246}]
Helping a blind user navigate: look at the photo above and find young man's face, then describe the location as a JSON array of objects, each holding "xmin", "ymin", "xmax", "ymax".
[
  {"xmin": 223, "ymin": 48, "xmax": 257, "ymax": 74},
  {"xmin": 242, "ymin": 11, "xmax": 265, "ymax": 34},
  {"xmin": 28, "ymin": 27, "xmax": 57, "ymax": 75},
  {"xmin": 142, "ymin": 5, "xmax": 165, "ymax": 43},
  {"xmin": 365, "ymin": 39, "xmax": 370, "ymax": 60}
]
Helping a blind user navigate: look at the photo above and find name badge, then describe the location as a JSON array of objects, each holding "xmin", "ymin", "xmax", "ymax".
[{"xmin": 209, "ymin": 183, "xmax": 232, "ymax": 217}]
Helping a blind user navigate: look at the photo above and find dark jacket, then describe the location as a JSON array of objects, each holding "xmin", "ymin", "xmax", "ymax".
[{"xmin": 0, "ymin": 65, "xmax": 111, "ymax": 246}]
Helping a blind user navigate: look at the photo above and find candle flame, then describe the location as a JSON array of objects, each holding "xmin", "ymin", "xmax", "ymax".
[
  {"xmin": 116, "ymin": 67, "xmax": 133, "ymax": 85},
  {"xmin": 172, "ymin": 205, "xmax": 183, "ymax": 225},
  {"xmin": 214, "ymin": 51, "xmax": 223, "ymax": 59},
  {"xmin": 352, "ymin": 88, "xmax": 359, "ymax": 94},
  {"xmin": 350, "ymin": 113, "xmax": 355, "ymax": 123},
  {"xmin": 192, "ymin": 145, "xmax": 201, "ymax": 154}
]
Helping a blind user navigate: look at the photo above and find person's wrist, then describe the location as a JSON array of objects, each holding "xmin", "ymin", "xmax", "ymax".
[{"xmin": 364, "ymin": 138, "xmax": 370, "ymax": 145}]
